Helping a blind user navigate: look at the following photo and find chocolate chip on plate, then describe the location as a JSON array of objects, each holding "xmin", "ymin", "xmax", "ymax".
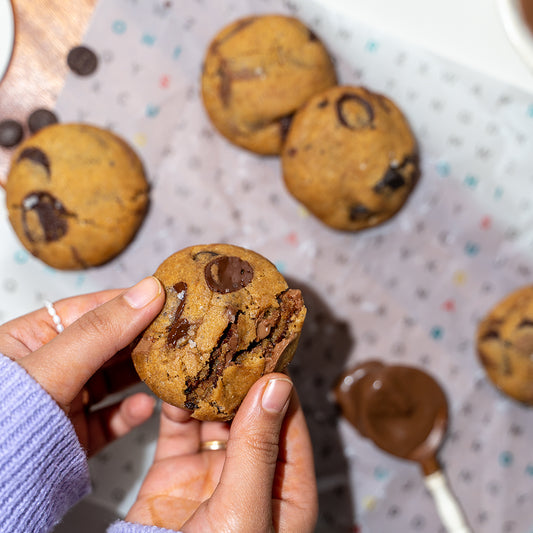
[
  {"xmin": 27, "ymin": 109, "xmax": 59, "ymax": 133},
  {"xmin": 0, "ymin": 119, "xmax": 24, "ymax": 147},
  {"xmin": 67, "ymin": 45, "xmax": 98, "ymax": 76}
]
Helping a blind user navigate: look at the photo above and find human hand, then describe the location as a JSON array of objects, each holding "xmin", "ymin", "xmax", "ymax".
[
  {"xmin": 0, "ymin": 276, "xmax": 165, "ymax": 456},
  {"xmin": 125, "ymin": 373, "xmax": 318, "ymax": 533}
]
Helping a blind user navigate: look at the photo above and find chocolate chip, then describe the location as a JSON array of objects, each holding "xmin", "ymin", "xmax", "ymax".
[
  {"xmin": 204, "ymin": 255, "xmax": 254, "ymax": 293},
  {"xmin": 192, "ymin": 250, "xmax": 219, "ymax": 261},
  {"xmin": 308, "ymin": 29, "xmax": 319, "ymax": 41},
  {"xmin": 27, "ymin": 109, "xmax": 59, "ymax": 133},
  {"xmin": 67, "ymin": 45, "xmax": 98, "ymax": 76},
  {"xmin": 374, "ymin": 167, "xmax": 406, "ymax": 193},
  {"xmin": 336, "ymin": 93, "xmax": 374, "ymax": 129},
  {"xmin": 481, "ymin": 330, "xmax": 500, "ymax": 341},
  {"xmin": 0, "ymin": 119, "xmax": 23, "ymax": 147},
  {"xmin": 18, "ymin": 147, "xmax": 51, "ymax": 176},
  {"xmin": 21, "ymin": 191, "xmax": 69, "ymax": 243},
  {"xmin": 166, "ymin": 282, "xmax": 190, "ymax": 347},
  {"xmin": 349, "ymin": 204, "xmax": 372, "ymax": 221},
  {"xmin": 518, "ymin": 319, "xmax": 533, "ymax": 328},
  {"xmin": 317, "ymin": 98, "xmax": 329, "ymax": 108}
]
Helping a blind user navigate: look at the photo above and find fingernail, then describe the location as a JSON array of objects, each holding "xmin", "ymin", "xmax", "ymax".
[
  {"xmin": 262, "ymin": 378, "xmax": 293, "ymax": 414},
  {"xmin": 123, "ymin": 276, "xmax": 162, "ymax": 309}
]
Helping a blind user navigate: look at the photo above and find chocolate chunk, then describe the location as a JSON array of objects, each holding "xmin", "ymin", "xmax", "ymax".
[
  {"xmin": 317, "ymin": 98, "xmax": 329, "ymax": 108},
  {"xmin": 67, "ymin": 45, "xmax": 98, "ymax": 76},
  {"xmin": 349, "ymin": 204, "xmax": 372, "ymax": 221},
  {"xmin": 373, "ymin": 167, "xmax": 406, "ymax": 193},
  {"xmin": 21, "ymin": 191, "xmax": 69, "ymax": 243},
  {"xmin": 336, "ymin": 93, "xmax": 374, "ymax": 129},
  {"xmin": 205, "ymin": 255, "xmax": 254, "ymax": 293},
  {"xmin": 518, "ymin": 319, "xmax": 533, "ymax": 328},
  {"xmin": 18, "ymin": 147, "xmax": 51, "ymax": 176},
  {"xmin": 256, "ymin": 307, "xmax": 281, "ymax": 340},
  {"xmin": 27, "ymin": 109, "xmax": 59, "ymax": 133},
  {"xmin": 0, "ymin": 119, "xmax": 23, "ymax": 147},
  {"xmin": 166, "ymin": 282, "xmax": 190, "ymax": 347},
  {"xmin": 481, "ymin": 330, "xmax": 500, "ymax": 341}
]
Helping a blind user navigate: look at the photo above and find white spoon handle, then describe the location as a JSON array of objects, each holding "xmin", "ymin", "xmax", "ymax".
[{"xmin": 424, "ymin": 470, "xmax": 472, "ymax": 533}]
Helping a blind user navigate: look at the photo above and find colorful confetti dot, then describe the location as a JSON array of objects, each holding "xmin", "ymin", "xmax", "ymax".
[
  {"xmin": 430, "ymin": 326, "xmax": 444, "ymax": 340},
  {"xmin": 134, "ymin": 132, "xmax": 147, "ymax": 147},
  {"xmin": 436, "ymin": 160, "xmax": 450, "ymax": 177},
  {"xmin": 374, "ymin": 466, "xmax": 389, "ymax": 480},
  {"xmin": 442, "ymin": 299, "xmax": 455, "ymax": 312},
  {"xmin": 463, "ymin": 175, "xmax": 478, "ymax": 189},
  {"xmin": 275, "ymin": 261, "xmax": 286, "ymax": 274},
  {"xmin": 464, "ymin": 241, "xmax": 480, "ymax": 256},
  {"xmin": 494, "ymin": 186, "xmax": 504, "ymax": 200},
  {"xmin": 525, "ymin": 463, "xmax": 533, "ymax": 476},
  {"xmin": 528, "ymin": 103, "xmax": 533, "ymax": 117},
  {"xmin": 362, "ymin": 496, "xmax": 377, "ymax": 511},
  {"xmin": 499, "ymin": 451, "xmax": 513, "ymax": 467},
  {"xmin": 365, "ymin": 40, "xmax": 379, "ymax": 52},
  {"xmin": 112, "ymin": 20, "xmax": 127, "ymax": 34},
  {"xmin": 13, "ymin": 249, "xmax": 29, "ymax": 264},
  {"xmin": 173, "ymin": 46, "xmax": 182, "ymax": 60},
  {"xmin": 159, "ymin": 75, "xmax": 170, "ymax": 88},
  {"xmin": 286, "ymin": 232, "xmax": 298, "ymax": 246},
  {"xmin": 141, "ymin": 33, "xmax": 156, "ymax": 46},
  {"xmin": 297, "ymin": 206, "xmax": 310, "ymax": 218},
  {"xmin": 480, "ymin": 216, "xmax": 492, "ymax": 230},
  {"xmin": 453, "ymin": 270, "xmax": 467, "ymax": 285},
  {"xmin": 146, "ymin": 104, "xmax": 160, "ymax": 118}
]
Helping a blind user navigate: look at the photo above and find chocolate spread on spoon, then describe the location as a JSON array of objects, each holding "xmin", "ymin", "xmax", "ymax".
[{"xmin": 334, "ymin": 361, "xmax": 448, "ymax": 475}]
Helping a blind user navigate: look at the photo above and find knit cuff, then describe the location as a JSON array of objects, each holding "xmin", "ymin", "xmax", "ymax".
[
  {"xmin": 0, "ymin": 353, "xmax": 91, "ymax": 532},
  {"xmin": 108, "ymin": 520, "xmax": 183, "ymax": 533}
]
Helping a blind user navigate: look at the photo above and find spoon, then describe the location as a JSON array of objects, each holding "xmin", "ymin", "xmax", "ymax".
[{"xmin": 334, "ymin": 360, "xmax": 472, "ymax": 533}]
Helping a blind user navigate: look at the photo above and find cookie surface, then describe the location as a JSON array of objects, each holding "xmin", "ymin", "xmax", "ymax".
[
  {"xmin": 132, "ymin": 244, "xmax": 306, "ymax": 421},
  {"xmin": 201, "ymin": 14, "xmax": 337, "ymax": 155},
  {"xmin": 5, "ymin": 123, "xmax": 149, "ymax": 269},
  {"xmin": 282, "ymin": 85, "xmax": 419, "ymax": 231},
  {"xmin": 477, "ymin": 286, "xmax": 533, "ymax": 405}
]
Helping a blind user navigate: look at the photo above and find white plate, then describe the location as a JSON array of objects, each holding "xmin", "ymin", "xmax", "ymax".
[
  {"xmin": 0, "ymin": 0, "xmax": 14, "ymax": 83},
  {"xmin": 498, "ymin": 0, "xmax": 533, "ymax": 72}
]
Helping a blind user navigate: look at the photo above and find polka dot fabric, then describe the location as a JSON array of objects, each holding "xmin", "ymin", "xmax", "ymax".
[{"xmin": 1, "ymin": 0, "xmax": 533, "ymax": 531}]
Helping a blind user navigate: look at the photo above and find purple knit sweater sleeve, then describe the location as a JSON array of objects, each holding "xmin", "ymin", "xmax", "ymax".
[
  {"xmin": 0, "ymin": 353, "xmax": 90, "ymax": 532},
  {"xmin": 107, "ymin": 521, "xmax": 182, "ymax": 532}
]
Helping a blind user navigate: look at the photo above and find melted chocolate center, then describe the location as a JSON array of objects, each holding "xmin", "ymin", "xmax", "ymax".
[{"xmin": 166, "ymin": 282, "xmax": 190, "ymax": 347}]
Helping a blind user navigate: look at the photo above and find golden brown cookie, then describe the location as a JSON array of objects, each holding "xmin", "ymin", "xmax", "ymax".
[
  {"xmin": 132, "ymin": 244, "xmax": 307, "ymax": 421},
  {"xmin": 201, "ymin": 14, "xmax": 337, "ymax": 155},
  {"xmin": 5, "ymin": 123, "xmax": 149, "ymax": 270},
  {"xmin": 282, "ymin": 85, "xmax": 419, "ymax": 231},
  {"xmin": 477, "ymin": 286, "xmax": 533, "ymax": 405}
]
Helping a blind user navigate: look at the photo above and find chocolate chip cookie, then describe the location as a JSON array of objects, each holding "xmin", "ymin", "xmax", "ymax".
[
  {"xmin": 5, "ymin": 123, "xmax": 149, "ymax": 269},
  {"xmin": 132, "ymin": 244, "xmax": 307, "ymax": 421},
  {"xmin": 201, "ymin": 14, "xmax": 337, "ymax": 155},
  {"xmin": 477, "ymin": 286, "xmax": 533, "ymax": 405},
  {"xmin": 282, "ymin": 85, "xmax": 419, "ymax": 231}
]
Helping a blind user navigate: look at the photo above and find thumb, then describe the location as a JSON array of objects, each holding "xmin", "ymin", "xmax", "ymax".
[
  {"xmin": 18, "ymin": 276, "xmax": 164, "ymax": 408},
  {"xmin": 205, "ymin": 374, "xmax": 293, "ymax": 532}
]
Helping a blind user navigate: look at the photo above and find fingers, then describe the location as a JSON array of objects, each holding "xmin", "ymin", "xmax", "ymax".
[
  {"xmin": 85, "ymin": 392, "xmax": 157, "ymax": 456},
  {"xmin": 18, "ymin": 277, "xmax": 165, "ymax": 408},
  {"xmin": 0, "ymin": 288, "xmax": 123, "ymax": 358},
  {"xmin": 154, "ymin": 403, "xmax": 230, "ymax": 460},
  {"xmin": 200, "ymin": 373, "xmax": 293, "ymax": 531}
]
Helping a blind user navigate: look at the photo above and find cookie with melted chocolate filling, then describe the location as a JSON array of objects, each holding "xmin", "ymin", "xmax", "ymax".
[
  {"xmin": 132, "ymin": 244, "xmax": 307, "ymax": 421},
  {"xmin": 201, "ymin": 14, "xmax": 337, "ymax": 155},
  {"xmin": 477, "ymin": 286, "xmax": 533, "ymax": 405},
  {"xmin": 5, "ymin": 123, "xmax": 149, "ymax": 269},
  {"xmin": 281, "ymin": 85, "xmax": 419, "ymax": 231}
]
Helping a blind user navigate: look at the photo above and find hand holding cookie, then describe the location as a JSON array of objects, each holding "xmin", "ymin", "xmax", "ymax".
[
  {"xmin": 124, "ymin": 373, "xmax": 318, "ymax": 532},
  {"xmin": 0, "ymin": 276, "xmax": 165, "ymax": 455}
]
